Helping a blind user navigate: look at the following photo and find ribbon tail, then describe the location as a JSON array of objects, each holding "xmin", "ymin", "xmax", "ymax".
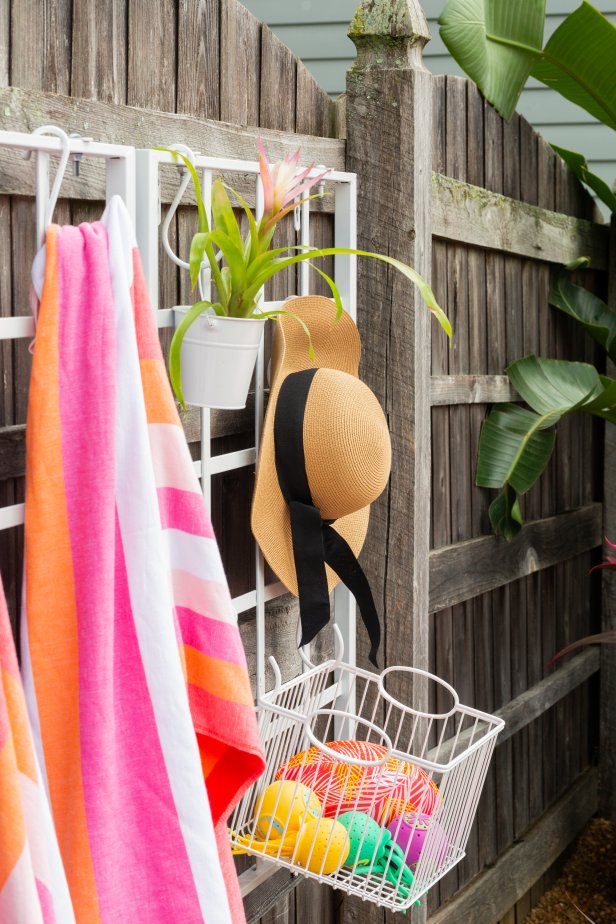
[
  {"xmin": 323, "ymin": 525, "xmax": 381, "ymax": 666},
  {"xmin": 289, "ymin": 500, "xmax": 331, "ymax": 648}
]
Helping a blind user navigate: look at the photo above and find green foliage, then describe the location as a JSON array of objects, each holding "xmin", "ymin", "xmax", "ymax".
[
  {"xmin": 439, "ymin": 0, "xmax": 545, "ymax": 122},
  {"xmin": 439, "ymin": 1, "xmax": 616, "ymax": 209},
  {"xmin": 477, "ymin": 352, "xmax": 616, "ymax": 539},
  {"xmin": 160, "ymin": 146, "xmax": 451, "ymax": 408},
  {"xmin": 550, "ymin": 144, "xmax": 616, "ymax": 215}
]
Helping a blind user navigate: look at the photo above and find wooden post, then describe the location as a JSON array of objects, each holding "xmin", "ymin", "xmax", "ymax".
[
  {"xmin": 346, "ymin": 4, "xmax": 432, "ymax": 697},
  {"xmin": 344, "ymin": 4, "xmax": 433, "ymax": 918},
  {"xmin": 601, "ymin": 216, "xmax": 616, "ymax": 821}
]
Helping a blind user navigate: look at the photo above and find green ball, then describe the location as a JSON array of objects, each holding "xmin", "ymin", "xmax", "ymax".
[{"xmin": 337, "ymin": 811, "xmax": 388, "ymax": 868}]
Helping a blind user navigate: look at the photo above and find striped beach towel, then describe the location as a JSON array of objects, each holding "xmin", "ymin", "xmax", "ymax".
[
  {"xmin": 22, "ymin": 196, "xmax": 264, "ymax": 923},
  {"xmin": 0, "ymin": 575, "xmax": 74, "ymax": 923}
]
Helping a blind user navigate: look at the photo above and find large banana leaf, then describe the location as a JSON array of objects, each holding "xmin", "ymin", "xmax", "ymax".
[
  {"xmin": 531, "ymin": 3, "xmax": 616, "ymax": 131},
  {"xmin": 439, "ymin": 0, "xmax": 545, "ymax": 121},
  {"xmin": 549, "ymin": 271, "xmax": 616, "ymax": 365},
  {"xmin": 551, "ymin": 144, "xmax": 616, "ymax": 215},
  {"xmin": 439, "ymin": 0, "xmax": 616, "ymax": 129},
  {"xmin": 477, "ymin": 356, "xmax": 616, "ymax": 539}
]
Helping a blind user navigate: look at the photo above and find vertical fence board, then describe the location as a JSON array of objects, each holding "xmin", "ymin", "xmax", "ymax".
[
  {"xmin": 220, "ymin": 0, "xmax": 261, "ymax": 126},
  {"xmin": 177, "ymin": 0, "xmax": 221, "ymax": 120},
  {"xmin": 127, "ymin": 0, "xmax": 176, "ymax": 111},
  {"xmin": 71, "ymin": 0, "xmax": 127, "ymax": 103}
]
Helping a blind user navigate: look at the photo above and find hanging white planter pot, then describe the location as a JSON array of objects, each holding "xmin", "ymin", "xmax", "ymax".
[{"xmin": 173, "ymin": 308, "xmax": 266, "ymax": 410}]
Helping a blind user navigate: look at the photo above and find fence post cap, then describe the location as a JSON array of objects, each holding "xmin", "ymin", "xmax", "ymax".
[{"xmin": 349, "ymin": 0, "xmax": 430, "ymax": 44}]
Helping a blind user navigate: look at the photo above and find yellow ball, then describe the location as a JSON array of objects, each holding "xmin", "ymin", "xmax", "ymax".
[
  {"xmin": 254, "ymin": 781, "xmax": 321, "ymax": 840},
  {"xmin": 295, "ymin": 818, "xmax": 350, "ymax": 874}
]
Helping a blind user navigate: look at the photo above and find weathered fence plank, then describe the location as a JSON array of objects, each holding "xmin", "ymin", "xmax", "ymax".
[
  {"xmin": 430, "ymin": 374, "xmax": 518, "ymax": 406},
  {"xmin": 429, "ymin": 504, "xmax": 602, "ymax": 613},
  {"xmin": 432, "ymin": 173, "xmax": 609, "ymax": 268},
  {"xmin": 346, "ymin": 4, "xmax": 433, "ymax": 921}
]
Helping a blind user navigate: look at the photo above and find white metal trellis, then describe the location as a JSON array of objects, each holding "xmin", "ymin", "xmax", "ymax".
[
  {"xmin": 0, "ymin": 129, "xmax": 136, "ymax": 534},
  {"xmin": 134, "ymin": 148, "xmax": 358, "ymax": 699},
  {"xmin": 135, "ymin": 148, "xmax": 359, "ymax": 896}
]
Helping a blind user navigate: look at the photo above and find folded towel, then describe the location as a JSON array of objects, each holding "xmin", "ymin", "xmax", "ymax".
[
  {"xmin": 0, "ymin": 575, "xmax": 75, "ymax": 923},
  {"xmin": 23, "ymin": 196, "xmax": 264, "ymax": 923}
]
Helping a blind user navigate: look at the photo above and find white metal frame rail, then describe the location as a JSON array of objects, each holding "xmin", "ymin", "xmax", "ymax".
[
  {"xmin": 135, "ymin": 148, "xmax": 359, "ymax": 897},
  {"xmin": 0, "ymin": 129, "xmax": 136, "ymax": 533}
]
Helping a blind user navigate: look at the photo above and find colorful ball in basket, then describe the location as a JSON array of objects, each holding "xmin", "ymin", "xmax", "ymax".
[
  {"xmin": 276, "ymin": 740, "xmax": 440, "ymax": 825},
  {"xmin": 337, "ymin": 811, "xmax": 388, "ymax": 868},
  {"xmin": 254, "ymin": 781, "xmax": 321, "ymax": 839},
  {"xmin": 387, "ymin": 812, "xmax": 449, "ymax": 872},
  {"xmin": 295, "ymin": 818, "xmax": 350, "ymax": 874}
]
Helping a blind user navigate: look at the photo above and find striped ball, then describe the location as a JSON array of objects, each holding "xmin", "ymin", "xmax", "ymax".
[{"xmin": 276, "ymin": 740, "xmax": 439, "ymax": 825}]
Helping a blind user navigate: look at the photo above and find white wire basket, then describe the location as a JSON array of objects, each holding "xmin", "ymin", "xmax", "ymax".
[{"xmin": 229, "ymin": 628, "xmax": 504, "ymax": 911}]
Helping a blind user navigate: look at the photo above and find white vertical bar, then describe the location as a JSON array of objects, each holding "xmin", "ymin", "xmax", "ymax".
[
  {"xmin": 333, "ymin": 178, "xmax": 358, "ymax": 730},
  {"xmin": 334, "ymin": 177, "xmax": 357, "ymax": 319},
  {"xmin": 106, "ymin": 149, "xmax": 136, "ymax": 226},
  {"xmin": 255, "ymin": 174, "xmax": 267, "ymax": 702},
  {"xmin": 35, "ymin": 151, "xmax": 50, "ymax": 249},
  {"xmin": 134, "ymin": 149, "xmax": 161, "ymax": 311},
  {"xmin": 299, "ymin": 198, "xmax": 310, "ymax": 296},
  {"xmin": 199, "ymin": 169, "xmax": 214, "ymax": 508}
]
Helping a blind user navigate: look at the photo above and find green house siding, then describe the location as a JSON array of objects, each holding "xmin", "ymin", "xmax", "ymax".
[{"xmin": 242, "ymin": 0, "xmax": 616, "ymax": 207}]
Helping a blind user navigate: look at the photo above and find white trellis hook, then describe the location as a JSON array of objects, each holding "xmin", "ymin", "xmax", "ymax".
[
  {"xmin": 26, "ymin": 125, "xmax": 71, "ymax": 248},
  {"xmin": 161, "ymin": 142, "xmax": 221, "ymax": 300}
]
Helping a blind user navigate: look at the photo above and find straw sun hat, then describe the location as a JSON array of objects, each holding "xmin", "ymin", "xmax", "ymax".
[{"xmin": 251, "ymin": 296, "xmax": 391, "ymax": 664}]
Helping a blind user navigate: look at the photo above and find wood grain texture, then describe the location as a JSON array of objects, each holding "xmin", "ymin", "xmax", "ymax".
[
  {"xmin": 177, "ymin": 0, "xmax": 221, "ymax": 120},
  {"xmin": 0, "ymin": 87, "xmax": 345, "ymax": 178},
  {"xmin": 128, "ymin": 0, "xmax": 176, "ymax": 110},
  {"xmin": 345, "ymin": 6, "xmax": 433, "ymax": 922},
  {"xmin": 220, "ymin": 0, "xmax": 261, "ymax": 126},
  {"xmin": 10, "ymin": 0, "xmax": 72, "ymax": 93},
  {"xmin": 428, "ymin": 769, "xmax": 598, "ymax": 924},
  {"xmin": 432, "ymin": 173, "xmax": 609, "ymax": 269},
  {"xmin": 429, "ymin": 504, "xmax": 602, "ymax": 613},
  {"xmin": 259, "ymin": 26, "xmax": 296, "ymax": 131},
  {"xmin": 71, "ymin": 0, "xmax": 127, "ymax": 103},
  {"xmin": 430, "ymin": 375, "xmax": 518, "ymax": 405}
]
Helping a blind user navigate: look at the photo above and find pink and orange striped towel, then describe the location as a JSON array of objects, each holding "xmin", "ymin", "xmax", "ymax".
[
  {"xmin": 0, "ymin": 575, "xmax": 75, "ymax": 924},
  {"xmin": 22, "ymin": 196, "xmax": 265, "ymax": 923}
]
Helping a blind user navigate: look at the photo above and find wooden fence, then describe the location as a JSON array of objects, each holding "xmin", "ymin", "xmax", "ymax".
[{"xmin": 0, "ymin": 1, "xmax": 611, "ymax": 923}]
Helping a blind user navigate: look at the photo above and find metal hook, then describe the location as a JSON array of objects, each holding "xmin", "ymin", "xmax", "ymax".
[
  {"xmin": 161, "ymin": 143, "xmax": 220, "ymax": 301},
  {"xmin": 29, "ymin": 125, "xmax": 71, "ymax": 247}
]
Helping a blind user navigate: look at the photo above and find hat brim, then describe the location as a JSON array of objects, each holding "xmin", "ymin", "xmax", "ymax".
[{"xmin": 251, "ymin": 296, "xmax": 370, "ymax": 596}]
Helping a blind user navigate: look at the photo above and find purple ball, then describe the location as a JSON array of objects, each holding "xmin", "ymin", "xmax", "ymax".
[{"xmin": 386, "ymin": 811, "xmax": 448, "ymax": 872}]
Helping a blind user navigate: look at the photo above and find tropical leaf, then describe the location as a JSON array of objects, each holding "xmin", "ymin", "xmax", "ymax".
[
  {"xmin": 439, "ymin": 1, "xmax": 616, "ymax": 132},
  {"xmin": 545, "ymin": 630, "xmax": 616, "ymax": 668},
  {"xmin": 549, "ymin": 271, "xmax": 616, "ymax": 366},
  {"xmin": 506, "ymin": 356, "xmax": 605, "ymax": 417},
  {"xmin": 476, "ymin": 356, "xmax": 616, "ymax": 538},
  {"xmin": 476, "ymin": 403, "xmax": 556, "ymax": 493},
  {"xmin": 246, "ymin": 247, "xmax": 451, "ymax": 338},
  {"xmin": 488, "ymin": 483, "xmax": 523, "ymax": 541},
  {"xmin": 551, "ymin": 143, "xmax": 616, "ymax": 216},
  {"xmin": 531, "ymin": 2, "xmax": 616, "ymax": 131},
  {"xmin": 439, "ymin": 0, "xmax": 546, "ymax": 121},
  {"xmin": 211, "ymin": 180, "xmax": 244, "ymax": 256}
]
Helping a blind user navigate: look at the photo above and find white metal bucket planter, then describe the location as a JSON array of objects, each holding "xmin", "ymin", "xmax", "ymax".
[
  {"xmin": 173, "ymin": 308, "xmax": 266, "ymax": 409},
  {"xmin": 229, "ymin": 628, "xmax": 504, "ymax": 912}
]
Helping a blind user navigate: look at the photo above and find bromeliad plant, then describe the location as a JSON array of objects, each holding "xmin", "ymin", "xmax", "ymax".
[{"xmin": 163, "ymin": 141, "xmax": 451, "ymax": 408}]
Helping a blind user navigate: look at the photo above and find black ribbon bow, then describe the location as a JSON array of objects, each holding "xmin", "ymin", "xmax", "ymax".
[{"xmin": 273, "ymin": 368, "xmax": 381, "ymax": 665}]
